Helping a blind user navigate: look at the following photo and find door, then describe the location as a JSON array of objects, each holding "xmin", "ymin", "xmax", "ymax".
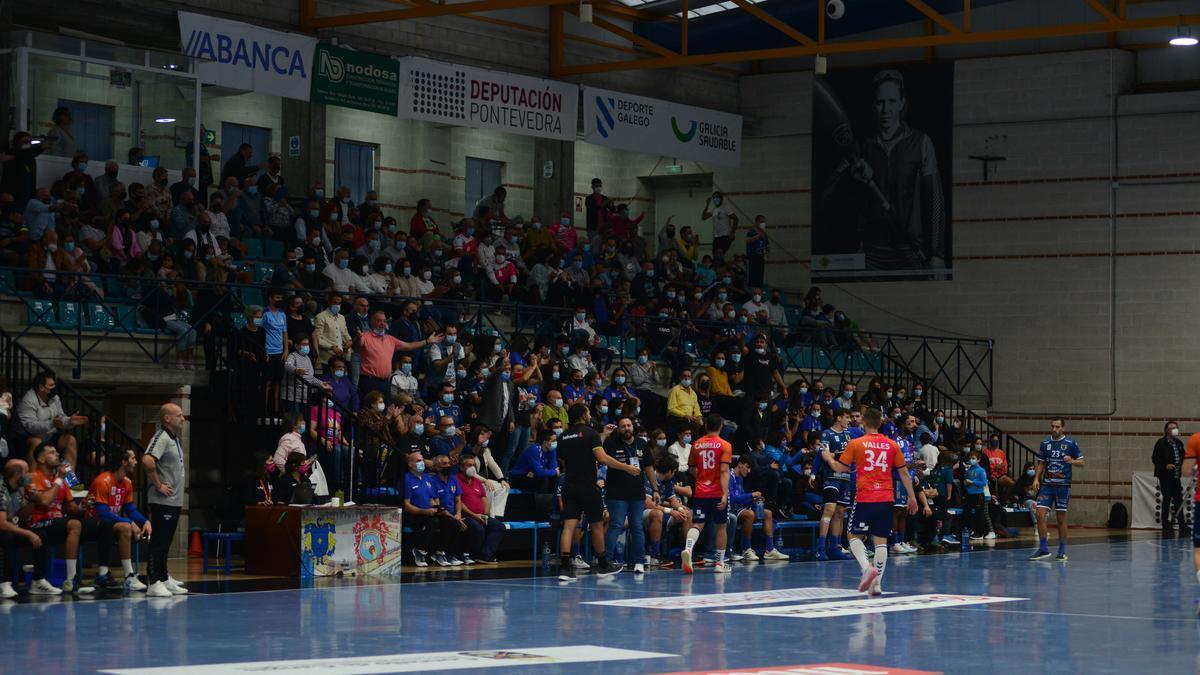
[
  {"xmin": 464, "ymin": 157, "xmax": 503, "ymax": 219},
  {"xmin": 220, "ymin": 123, "xmax": 271, "ymax": 178},
  {"xmin": 59, "ymin": 99, "xmax": 114, "ymax": 161},
  {"xmin": 334, "ymin": 140, "xmax": 377, "ymax": 205},
  {"xmin": 650, "ymin": 174, "xmax": 713, "ymax": 255}
]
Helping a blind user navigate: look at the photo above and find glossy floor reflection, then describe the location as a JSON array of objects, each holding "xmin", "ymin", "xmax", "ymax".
[{"xmin": 2, "ymin": 535, "xmax": 1198, "ymax": 674}]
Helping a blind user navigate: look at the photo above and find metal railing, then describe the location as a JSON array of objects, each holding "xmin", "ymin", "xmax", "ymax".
[
  {"xmin": 0, "ymin": 324, "xmax": 147, "ymax": 487},
  {"xmin": 0, "ymin": 266, "xmax": 994, "ymax": 401}
]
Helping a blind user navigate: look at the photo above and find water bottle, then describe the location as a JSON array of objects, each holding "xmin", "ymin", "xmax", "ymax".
[
  {"xmin": 334, "ymin": 489, "xmax": 344, "ymax": 506},
  {"xmin": 961, "ymin": 529, "xmax": 970, "ymax": 552},
  {"xmin": 754, "ymin": 498, "xmax": 765, "ymax": 520},
  {"xmin": 540, "ymin": 541, "xmax": 551, "ymax": 573},
  {"xmin": 61, "ymin": 462, "xmax": 80, "ymax": 488}
]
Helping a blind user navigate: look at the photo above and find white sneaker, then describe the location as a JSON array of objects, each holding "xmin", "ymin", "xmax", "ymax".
[
  {"xmin": 970, "ymin": 533, "xmax": 985, "ymax": 541},
  {"xmin": 891, "ymin": 544, "xmax": 906, "ymax": 555},
  {"xmin": 167, "ymin": 575, "xmax": 186, "ymax": 589},
  {"xmin": 984, "ymin": 531, "xmax": 997, "ymax": 540},
  {"xmin": 146, "ymin": 581, "xmax": 172, "ymax": 597},
  {"xmin": 869, "ymin": 579, "xmax": 882, "ymax": 596},
  {"xmin": 713, "ymin": 561, "xmax": 732, "ymax": 573},
  {"xmin": 741, "ymin": 548, "xmax": 760, "ymax": 562},
  {"xmin": 902, "ymin": 543, "xmax": 918, "ymax": 554},
  {"xmin": 62, "ymin": 579, "xmax": 95, "ymax": 595},
  {"xmin": 572, "ymin": 555, "xmax": 590, "ymax": 569},
  {"xmin": 30, "ymin": 579, "xmax": 62, "ymax": 596},
  {"xmin": 728, "ymin": 550, "xmax": 744, "ymax": 562},
  {"xmin": 763, "ymin": 549, "xmax": 790, "ymax": 561},
  {"xmin": 0, "ymin": 582, "xmax": 15, "ymax": 599},
  {"xmin": 164, "ymin": 578, "xmax": 189, "ymax": 595},
  {"xmin": 633, "ymin": 563, "xmax": 645, "ymax": 574},
  {"xmin": 123, "ymin": 574, "xmax": 147, "ymax": 592}
]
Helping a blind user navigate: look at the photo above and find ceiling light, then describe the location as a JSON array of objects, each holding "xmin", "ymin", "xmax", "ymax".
[
  {"xmin": 1170, "ymin": 26, "xmax": 1198, "ymax": 46},
  {"xmin": 154, "ymin": 117, "xmax": 177, "ymax": 123},
  {"xmin": 580, "ymin": 1, "xmax": 593, "ymax": 23}
]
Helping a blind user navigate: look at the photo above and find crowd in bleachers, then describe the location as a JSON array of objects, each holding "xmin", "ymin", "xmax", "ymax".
[{"xmin": 0, "ymin": 109, "xmax": 1025, "ymax": 588}]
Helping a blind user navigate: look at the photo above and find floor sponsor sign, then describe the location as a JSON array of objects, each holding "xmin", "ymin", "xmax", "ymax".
[
  {"xmin": 653, "ymin": 663, "xmax": 942, "ymax": 675},
  {"xmin": 100, "ymin": 646, "xmax": 674, "ymax": 675},
  {"xmin": 584, "ymin": 587, "xmax": 870, "ymax": 610},
  {"xmin": 718, "ymin": 594, "xmax": 1024, "ymax": 619}
]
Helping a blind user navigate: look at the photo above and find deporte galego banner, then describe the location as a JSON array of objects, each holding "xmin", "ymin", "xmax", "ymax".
[
  {"xmin": 583, "ymin": 86, "xmax": 742, "ymax": 167},
  {"xmin": 398, "ymin": 56, "xmax": 578, "ymax": 142},
  {"xmin": 178, "ymin": 11, "xmax": 318, "ymax": 102}
]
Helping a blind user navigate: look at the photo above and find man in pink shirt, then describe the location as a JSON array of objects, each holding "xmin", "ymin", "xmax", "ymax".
[
  {"xmin": 456, "ymin": 454, "xmax": 505, "ymax": 563},
  {"xmin": 357, "ymin": 310, "xmax": 443, "ymax": 404}
]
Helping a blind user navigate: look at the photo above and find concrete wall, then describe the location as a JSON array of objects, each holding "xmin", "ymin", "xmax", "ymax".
[{"xmin": 733, "ymin": 49, "xmax": 1200, "ymax": 525}]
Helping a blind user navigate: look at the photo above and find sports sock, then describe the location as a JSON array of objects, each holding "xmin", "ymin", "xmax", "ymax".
[
  {"xmin": 716, "ymin": 549, "xmax": 725, "ymax": 565},
  {"xmin": 874, "ymin": 545, "xmax": 888, "ymax": 581},
  {"xmin": 98, "ymin": 565, "xmax": 109, "ymax": 577},
  {"xmin": 820, "ymin": 516, "xmax": 831, "ymax": 536},
  {"xmin": 1057, "ymin": 540, "xmax": 1066, "ymax": 554},
  {"xmin": 650, "ymin": 540, "xmax": 661, "ymax": 557},
  {"xmin": 121, "ymin": 559, "xmax": 134, "ymax": 576},
  {"xmin": 849, "ymin": 538, "xmax": 869, "ymax": 572},
  {"xmin": 765, "ymin": 533, "xmax": 775, "ymax": 552},
  {"xmin": 1039, "ymin": 537, "xmax": 1048, "ymax": 551},
  {"xmin": 685, "ymin": 527, "xmax": 700, "ymax": 553},
  {"xmin": 66, "ymin": 559, "xmax": 78, "ymax": 581},
  {"xmin": 571, "ymin": 543, "xmax": 580, "ymax": 557},
  {"xmin": 817, "ymin": 534, "xmax": 827, "ymax": 552}
]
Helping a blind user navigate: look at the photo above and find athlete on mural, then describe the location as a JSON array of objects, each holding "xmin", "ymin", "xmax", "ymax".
[{"xmin": 821, "ymin": 407, "xmax": 917, "ymax": 596}]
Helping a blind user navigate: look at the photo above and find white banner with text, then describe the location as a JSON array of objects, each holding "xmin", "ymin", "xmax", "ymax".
[
  {"xmin": 583, "ymin": 86, "xmax": 742, "ymax": 167},
  {"xmin": 178, "ymin": 11, "xmax": 317, "ymax": 101}
]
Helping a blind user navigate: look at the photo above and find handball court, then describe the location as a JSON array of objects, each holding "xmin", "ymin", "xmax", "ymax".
[{"xmin": 0, "ymin": 530, "xmax": 1191, "ymax": 674}]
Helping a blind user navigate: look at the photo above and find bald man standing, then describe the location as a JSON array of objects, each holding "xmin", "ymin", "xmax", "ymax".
[{"xmin": 143, "ymin": 403, "xmax": 188, "ymax": 597}]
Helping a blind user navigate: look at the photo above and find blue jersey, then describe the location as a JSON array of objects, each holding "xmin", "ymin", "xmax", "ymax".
[
  {"xmin": 847, "ymin": 426, "xmax": 865, "ymax": 440},
  {"xmin": 817, "ymin": 427, "xmax": 852, "ymax": 481},
  {"xmin": 403, "ymin": 471, "xmax": 438, "ymax": 509},
  {"xmin": 430, "ymin": 403, "xmax": 462, "ymax": 426},
  {"xmin": 430, "ymin": 473, "xmax": 462, "ymax": 513},
  {"xmin": 1039, "ymin": 436, "xmax": 1082, "ymax": 485}
]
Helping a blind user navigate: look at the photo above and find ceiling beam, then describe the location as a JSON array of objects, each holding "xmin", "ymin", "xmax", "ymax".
[
  {"xmin": 730, "ymin": 0, "xmax": 816, "ymax": 46},
  {"xmin": 557, "ymin": 12, "xmax": 1200, "ymax": 74},
  {"xmin": 1083, "ymin": 0, "xmax": 1122, "ymax": 23},
  {"xmin": 307, "ymin": 0, "xmax": 576, "ymax": 30},
  {"xmin": 906, "ymin": 0, "xmax": 961, "ymax": 34},
  {"xmin": 564, "ymin": 5, "xmax": 678, "ymax": 57}
]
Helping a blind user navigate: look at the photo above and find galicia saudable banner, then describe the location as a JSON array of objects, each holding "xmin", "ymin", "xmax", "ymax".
[
  {"xmin": 311, "ymin": 44, "xmax": 399, "ymax": 116},
  {"xmin": 811, "ymin": 63, "xmax": 954, "ymax": 281},
  {"xmin": 178, "ymin": 11, "xmax": 317, "ymax": 102},
  {"xmin": 582, "ymin": 86, "xmax": 742, "ymax": 167},
  {"xmin": 397, "ymin": 56, "xmax": 578, "ymax": 142}
]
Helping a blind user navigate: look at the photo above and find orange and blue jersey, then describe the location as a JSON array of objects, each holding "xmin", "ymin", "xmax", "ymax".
[{"xmin": 839, "ymin": 433, "xmax": 905, "ymax": 504}]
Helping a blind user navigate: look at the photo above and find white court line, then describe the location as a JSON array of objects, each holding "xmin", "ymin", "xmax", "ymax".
[{"xmin": 942, "ymin": 606, "xmax": 1200, "ymax": 624}]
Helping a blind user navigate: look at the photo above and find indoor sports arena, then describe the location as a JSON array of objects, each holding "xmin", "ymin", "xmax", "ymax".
[{"xmin": 0, "ymin": 1, "xmax": 1198, "ymax": 673}]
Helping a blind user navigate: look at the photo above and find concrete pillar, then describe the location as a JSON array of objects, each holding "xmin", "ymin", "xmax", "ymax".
[
  {"xmin": 280, "ymin": 98, "xmax": 326, "ymax": 196},
  {"xmin": 533, "ymin": 138, "xmax": 574, "ymax": 223},
  {"xmin": 0, "ymin": 5, "xmax": 14, "ymax": 143}
]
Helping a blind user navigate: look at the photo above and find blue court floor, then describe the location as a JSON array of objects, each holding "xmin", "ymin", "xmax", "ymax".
[{"xmin": 2, "ymin": 533, "xmax": 1198, "ymax": 674}]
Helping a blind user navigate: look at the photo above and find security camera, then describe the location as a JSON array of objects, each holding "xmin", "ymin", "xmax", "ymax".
[{"xmin": 826, "ymin": 0, "xmax": 845, "ymax": 20}]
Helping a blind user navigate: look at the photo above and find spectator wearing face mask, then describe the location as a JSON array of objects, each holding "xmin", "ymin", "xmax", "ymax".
[
  {"xmin": 982, "ymin": 434, "xmax": 1013, "ymax": 503},
  {"xmin": 1153, "ymin": 420, "xmax": 1186, "ymax": 535},
  {"xmin": 284, "ymin": 335, "xmax": 332, "ymax": 412},
  {"xmin": 321, "ymin": 357, "xmax": 358, "ymax": 412},
  {"xmin": 1010, "ymin": 461, "xmax": 1039, "ymax": 524},
  {"xmin": 701, "ymin": 192, "xmax": 734, "ymax": 256},
  {"xmin": 456, "ymin": 454, "xmax": 505, "ymax": 564},
  {"xmin": 667, "ymin": 428, "xmax": 693, "ymax": 475}
]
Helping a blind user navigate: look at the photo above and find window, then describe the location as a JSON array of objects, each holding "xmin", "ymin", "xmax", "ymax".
[
  {"xmin": 219, "ymin": 122, "xmax": 271, "ymax": 180},
  {"xmin": 464, "ymin": 157, "xmax": 503, "ymax": 220},
  {"xmin": 59, "ymin": 99, "xmax": 114, "ymax": 161},
  {"xmin": 334, "ymin": 140, "xmax": 377, "ymax": 206}
]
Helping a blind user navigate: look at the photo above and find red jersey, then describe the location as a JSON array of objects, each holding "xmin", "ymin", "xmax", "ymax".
[
  {"xmin": 690, "ymin": 434, "xmax": 733, "ymax": 499},
  {"xmin": 1186, "ymin": 433, "xmax": 1200, "ymax": 503},
  {"xmin": 839, "ymin": 433, "xmax": 906, "ymax": 503},
  {"xmin": 983, "ymin": 448, "xmax": 1008, "ymax": 479},
  {"xmin": 88, "ymin": 471, "xmax": 133, "ymax": 518},
  {"xmin": 27, "ymin": 469, "xmax": 72, "ymax": 524}
]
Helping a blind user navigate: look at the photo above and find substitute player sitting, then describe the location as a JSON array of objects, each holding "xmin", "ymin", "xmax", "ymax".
[
  {"xmin": 643, "ymin": 454, "xmax": 690, "ymax": 568},
  {"xmin": 86, "ymin": 448, "xmax": 150, "ymax": 591},
  {"xmin": 728, "ymin": 455, "xmax": 790, "ymax": 562},
  {"xmin": 821, "ymin": 407, "xmax": 917, "ymax": 596}
]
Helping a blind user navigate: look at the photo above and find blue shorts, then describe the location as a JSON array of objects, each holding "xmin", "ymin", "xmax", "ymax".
[
  {"xmin": 692, "ymin": 497, "xmax": 729, "ymax": 526},
  {"xmin": 893, "ymin": 480, "xmax": 909, "ymax": 507},
  {"xmin": 848, "ymin": 501, "xmax": 893, "ymax": 539},
  {"xmin": 1036, "ymin": 484, "xmax": 1071, "ymax": 512},
  {"xmin": 822, "ymin": 478, "xmax": 852, "ymax": 507}
]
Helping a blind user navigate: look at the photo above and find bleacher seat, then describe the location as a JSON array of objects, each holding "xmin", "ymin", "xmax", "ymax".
[
  {"xmin": 240, "ymin": 287, "xmax": 264, "ymax": 307},
  {"xmin": 86, "ymin": 303, "xmax": 117, "ymax": 330},
  {"xmin": 26, "ymin": 300, "xmax": 56, "ymax": 327},
  {"xmin": 57, "ymin": 301, "xmax": 79, "ymax": 329},
  {"xmin": 245, "ymin": 239, "xmax": 264, "ymax": 260},
  {"xmin": 253, "ymin": 264, "xmax": 274, "ymax": 285},
  {"xmin": 263, "ymin": 240, "xmax": 284, "ymax": 261},
  {"xmin": 0, "ymin": 269, "xmax": 17, "ymax": 294},
  {"xmin": 232, "ymin": 312, "xmax": 247, "ymax": 330}
]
